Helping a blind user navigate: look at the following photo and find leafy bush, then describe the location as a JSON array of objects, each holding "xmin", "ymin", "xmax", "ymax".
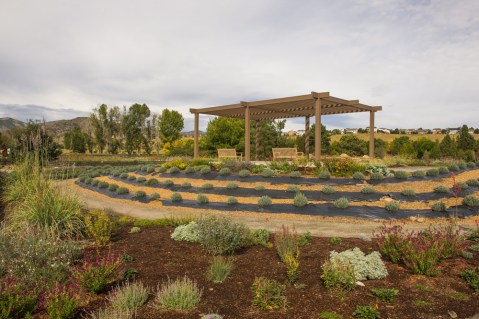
[
  {"xmin": 207, "ymin": 256, "xmax": 234, "ymax": 283},
  {"xmin": 370, "ymin": 288, "xmax": 399, "ymax": 302},
  {"xmin": 171, "ymin": 192, "xmax": 183, "ymax": 202},
  {"xmin": 448, "ymin": 163, "xmax": 459, "ymax": 171},
  {"xmin": 227, "ymin": 197, "xmax": 238, "ymax": 205},
  {"xmin": 169, "ymin": 166, "xmax": 180, "ymax": 174},
  {"xmin": 44, "ymin": 283, "xmax": 78, "ymax": 319},
  {"xmin": 85, "ymin": 210, "xmax": 114, "ymax": 246},
  {"xmin": 330, "ymin": 236, "xmax": 342, "ymax": 245},
  {"xmin": 147, "ymin": 178, "xmax": 159, "ymax": 186},
  {"xmin": 107, "ymin": 281, "xmax": 149, "ymax": 311},
  {"xmin": 249, "ymin": 228, "xmax": 272, "ymax": 248},
  {"xmin": 200, "ymin": 166, "xmax": 211, "ymax": 175},
  {"xmin": 426, "ymin": 168, "xmax": 439, "ymax": 177},
  {"xmin": 108, "ymin": 183, "xmax": 119, "ymax": 192},
  {"xmin": 401, "ymin": 189, "xmax": 416, "ymax": 197},
  {"xmin": 200, "ymin": 183, "xmax": 214, "ymax": 190},
  {"xmin": 157, "ymin": 166, "xmax": 167, "ymax": 173},
  {"xmin": 385, "ymin": 201, "xmax": 400, "ymax": 212},
  {"xmin": 154, "ymin": 276, "xmax": 202, "ymax": 310},
  {"xmin": 361, "ymin": 186, "xmax": 376, "ymax": 194},
  {"xmin": 116, "ymin": 187, "xmax": 129, "ymax": 195},
  {"xmin": 352, "ymin": 172, "xmax": 365, "ymax": 180},
  {"xmin": 431, "ymin": 201, "xmax": 446, "ymax": 212},
  {"xmin": 458, "ymin": 161, "xmax": 467, "ymax": 169},
  {"xmin": 185, "ymin": 166, "xmax": 195, "ymax": 174},
  {"xmin": 466, "ymin": 179, "xmax": 479, "ymax": 186},
  {"xmin": 289, "ymin": 171, "xmax": 302, "ymax": 179},
  {"xmin": 322, "ymin": 186, "xmax": 336, "ymax": 194},
  {"xmin": 181, "ymin": 182, "xmax": 192, "ymax": 188},
  {"xmin": 262, "ymin": 168, "xmax": 275, "ymax": 178},
  {"xmin": 258, "ymin": 196, "xmax": 272, "ymax": 207},
  {"xmin": 224, "ymin": 183, "xmax": 238, "ymax": 192},
  {"xmin": 219, "ymin": 167, "xmax": 231, "ymax": 176},
  {"xmin": 171, "ymin": 221, "xmax": 200, "ymax": 242},
  {"xmin": 333, "ymin": 197, "xmax": 349, "ymax": 209},
  {"xmin": 412, "ymin": 170, "xmax": 425, "ymax": 178},
  {"xmin": 91, "ymin": 179, "xmax": 100, "ymax": 186},
  {"xmin": 196, "ymin": 215, "xmax": 249, "ymax": 255},
  {"xmin": 197, "ymin": 194, "xmax": 209, "ymax": 204},
  {"xmin": 438, "ymin": 166, "xmax": 449, "ymax": 174},
  {"xmin": 163, "ymin": 179, "xmax": 174, "ymax": 187},
  {"xmin": 463, "ymin": 195, "xmax": 479, "ymax": 207},
  {"xmin": 433, "ymin": 185, "xmax": 449, "ymax": 193},
  {"xmin": 352, "ymin": 305, "xmax": 381, "ymax": 319},
  {"xmin": 293, "ymin": 192, "xmax": 308, "ymax": 207},
  {"xmin": 79, "ymin": 175, "xmax": 87, "ymax": 183},
  {"xmin": 74, "ymin": 251, "xmax": 124, "ymax": 293},
  {"xmin": 287, "ymin": 185, "xmax": 300, "ymax": 193},
  {"xmin": 298, "ymin": 232, "xmax": 312, "ymax": 246},
  {"xmin": 149, "ymin": 192, "xmax": 160, "ymax": 200},
  {"xmin": 365, "ymin": 164, "xmax": 391, "ymax": 177},
  {"xmin": 329, "ymin": 248, "xmax": 388, "ymax": 281},
  {"xmin": 369, "ymin": 172, "xmax": 384, "ymax": 180},
  {"xmin": 127, "ymin": 175, "xmax": 136, "ymax": 181},
  {"xmin": 321, "ymin": 257, "xmax": 356, "ymax": 294},
  {"xmin": 134, "ymin": 190, "xmax": 147, "ymax": 198},
  {"xmin": 255, "ymin": 185, "xmax": 266, "ymax": 191},
  {"xmin": 129, "ymin": 226, "xmax": 141, "ymax": 233},
  {"xmin": 98, "ymin": 181, "xmax": 109, "ymax": 189},
  {"xmin": 251, "ymin": 277, "xmax": 286, "ymax": 310},
  {"xmin": 239, "ymin": 169, "xmax": 251, "ymax": 178},
  {"xmin": 322, "ymin": 158, "xmax": 363, "ymax": 177},
  {"xmin": 393, "ymin": 171, "xmax": 408, "ymax": 179},
  {"xmin": 459, "ymin": 269, "xmax": 479, "ymax": 292},
  {"xmin": 467, "ymin": 161, "xmax": 476, "ymax": 168},
  {"xmin": 456, "ymin": 182, "xmax": 469, "ymax": 190},
  {"xmin": 0, "ymin": 276, "xmax": 39, "ymax": 318},
  {"xmin": 136, "ymin": 176, "xmax": 146, "ymax": 183},
  {"xmin": 318, "ymin": 169, "xmax": 331, "ymax": 180}
]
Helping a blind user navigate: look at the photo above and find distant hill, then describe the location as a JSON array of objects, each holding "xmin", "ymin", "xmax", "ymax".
[
  {"xmin": 0, "ymin": 117, "xmax": 26, "ymax": 132},
  {"xmin": 45, "ymin": 117, "xmax": 91, "ymax": 143}
]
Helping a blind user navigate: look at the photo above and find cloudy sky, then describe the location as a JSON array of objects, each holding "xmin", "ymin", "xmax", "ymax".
[{"xmin": 0, "ymin": 0, "xmax": 478, "ymax": 131}]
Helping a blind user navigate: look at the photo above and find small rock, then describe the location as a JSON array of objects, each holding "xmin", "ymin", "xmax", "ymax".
[
  {"xmin": 417, "ymin": 217, "xmax": 425, "ymax": 223},
  {"xmin": 409, "ymin": 216, "xmax": 418, "ymax": 222},
  {"xmin": 356, "ymin": 281, "xmax": 365, "ymax": 287},
  {"xmin": 448, "ymin": 310, "xmax": 458, "ymax": 318},
  {"xmin": 381, "ymin": 196, "xmax": 394, "ymax": 203},
  {"xmin": 208, "ymin": 287, "xmax": 214, "ymax": 291}
]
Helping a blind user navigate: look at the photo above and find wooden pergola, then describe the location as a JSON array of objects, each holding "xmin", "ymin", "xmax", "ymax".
[{"xmin": 190, "ymin": 91, "xmax": 382, "ymax": 161}]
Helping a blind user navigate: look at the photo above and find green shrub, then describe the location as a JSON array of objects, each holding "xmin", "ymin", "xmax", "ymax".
[
  {"xmin": 171, "ymin": 192, "xmax": 182, "ymax": 202},
  {"xmin": 44, "ymin": 283, "xmax": 78, "ymax": 319},
  {"xmin": 249, "ymin": 228, "xmax": 272, "ymax": 248},
  {"xmin": 448, "ymin": 163, "xmax": 459, "ymax": 171},
  {"xmin": 438, "ymin": 166, "xmax": 449, "ymax": 174},
  {"xmin": 157, "ymin": 166, "xmax": 167, "ymax": 173},
  {"xmin": 352, "ymin": 305, "xmax": 381, "ymax": 319},
  {"xmin": 466, "ymin": 179, "xmax": 479, "ymax": 186},
  {"xmin": 456, "ymin": 182, "xmax": 469, "ymax": 190},
  {"xmin": 200, "ymin": 183, "xmax": 214, "ymax": 190},
  {"xmin": 370, "ymin": 288, "xmax": 398, "ymax": 302},
  {"xmin": 79, "ymin": 175, "xmax": 87, "ymax": 183},
  {"xmin": 321, "ymin": 258, "xmax": 356, "ymax": 293},
  {"xmin": 140, "ymin": 166, "xmax": 148, "ymax": 172},
  {"xmin": 185, "ymin": 166, "xmax": 195, "ymax": 174},
  {"xmin": 134, "ymin": 190, "xmax": 146, "ymax": 198},
  {"xmin": 298, "ymin": 231, "xmax": 312, "ymax": 246},
  {"xmin": 370, "ymin": 172, "xmax": 384, "ymax": 180},
  {"xmin": 262, "ymin": 168, "xmax": 275, "ymax": 178},
  {"xmin": 163, "ymin": 179, "xmax": 174, "ymax": 187},
  {"xmin": 181, "ymin": 182, "xmax": 192, "ymax": 188},
  {"xmin": 98, "ymin": 181, "xmax": 109, "ymax": 189},
  {"xmin": 169, "ymin": 166, "xmax": 180, "ymax": 174},
  {"xmin": 171, "ymin": 221, "xmax": 200, "ymax": 242},
  {"xmin": 196, "ymin": 215, "xmax": 249, "ymax": 255},
  {"xmin": 86, "ymin": 307, "xmax": 135, "ymax": 319},
  {"xmin": 385, "ymin": 201, "xmax": 400, "ymax": 212},
  {"xmin": 433, "ymin": 185, "xmax": 449, "ymax": 193},
  {"xmin": 361, "ymin": 186, "xmax": 376, "ymax": 194},
  {"xmin": 197, "ymin": 194, "xmax": 209, "ymax": 204},
  {"xmin": 426, "ymin": 168, "xmax": 439, "ymax": 177},
  {"xmin": 401, "ymin": 189, "xmax": 416, "ymax": 197},
  {"xmin": 129, "ymin": 226, "xmax": 141, "ymax": 233},
  {"xmin": 393, "ymin": 171, "xmax": 408, "ymax": 179},
  {"xmin": 329, "ymin": 247, "xmax": 388, "ymax": 281},
  {"xmin": 146, "ymin": 178, "xmax": 159, "ymax": 186},
  {"xmin": 85, "ymin": 210, "xmax": 114, "ymax": 246},
  {"xmin": 227, "ymin": 197, "xmax": 238, "ymax": 205},
  {"xmin": 318, "ymin": 169, "xmax": 331, "ymax": 180},
  {"xmin": 258, "ymin": 196, "xmax": 272, "ymax": 207},
  {"xmin": 459, "ymin": 269, "xmax": 479, "ymax": 292},
  {"xmin": 321, "ymin": 185, "xmax": 336, "ymax": 194},
  {"xmin": 107, "ymin": 281, "xmax": 149, "ymax": 311},
  {"xmin": 251, "ymin": 277, "xmax": 286, "ymax": 310},
  {"xmin": 127, "ymin": 175, "xmax": 136, "ymax": 181},
  {"xmin": 333, "ymin": 197, "xmax": 349, "ymax": 209},
  {"xmin": 463, "ymin": 195, "xmax": 479, "ymax": 207},
  {"xmin": 431, "ymin": 201, "xmax": 446, "ymax": 212},
  {"xmin": 154, "ymin": 276, "xmax": 202, "ymax": 310},
  {"xmin": 219, "ymin": 167, "xmax": 231, "ymax": 176},
  {"xmin": 225, "ymin": 182, "xmax": 238, "ymax": 190},
  {"xmin": 149, "ymin": 192, "xmax": 160, "ymax": 200},
  {"xmin": 289, "ymin": 171, "xmax": 301, "ymax": 179},
  {"xmin": 458, "ymin": 161, "xmax": 467, "ymax": 169},
  {"xmin": 293, "ymin": 192, "xmax": 308, "ymax": 207},
  {"xmin": 239, "ymin": 169, "xmax": 251, "ymax": 178},
  {"xmin": 108, "ymin": 183, "xmax": 119, "ymax": 192},
  {"xmin": 200, "ymin": 166, "xmax": 211, "ymax": 175},
  {"xmin": 467, "ymin": 161, "xmax": 476, "ymax": 168},
  {"xmin": 330, "ymin": 236, "xmax": 342, "ymax": 245},
  {"xmin": 255, "ymin": 185, "xmax": 266, "ymax": 191},
  {"xmin": 119, "ymin": 173, "xmax": 128, "ymax": 179},
  {"xmin": 136, "ymin": 176, "xmax": 146, "ymax": 183},
  {"xmin": 116, "ymin": 187, "xmax": 129, "ymax": 195},
  {"xmin": 319, "ymin": 311, "xmax": 343, "ymax": 319},
  {"xmin": 207, "ymin": 256, "xmax": 234, "ymax": 283},
  {"xmin": 352, "ymin": 172, "xmax": 365, "ymax": 180},
  {"xmin": 287, "ymin": 185, "xmax": 300, "ymax": 193},
  {"xmin": 91, "ymin": 179, "xmax": 100, "ymax": 186},
  {"xmin": 412, "ymin": 170, "xmax": 425, "ymax": 178}
]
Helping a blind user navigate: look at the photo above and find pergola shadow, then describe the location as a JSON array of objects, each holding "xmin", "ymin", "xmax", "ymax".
[{"xmin": 190, "ymin": 91, "xmax": 382, "ymax": 161}]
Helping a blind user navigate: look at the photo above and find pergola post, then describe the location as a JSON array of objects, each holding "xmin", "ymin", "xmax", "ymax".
[
  {"xmin": 314, "ymin": 98, "xmax": 322, "ymax": 160},
  {"xmin": 255, "ymin": 120, "xmax": 260, "ymax": 161},
  {"xmin": 243, "ymin": 102, "xmax": 251, "ymax": 162},
  {"xmin": 193, "ymin": 112, "xmax": 199, "ymax": 159},
  {"xmin": 369, "ymin": 111, "xmax": 375, "ymax": 158},
  {"xmin": 305, "ymin": 116, "xmax": 310, "ymax": 158}
]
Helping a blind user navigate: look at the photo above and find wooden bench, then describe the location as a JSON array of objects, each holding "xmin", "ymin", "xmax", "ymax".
[
  {"xmin": 217, "ymin": 149, "xmax": 243, "ymax": 161},
  {"xmin": 272, "ymin": 148, "xmax": 304, "ymax": 161}
]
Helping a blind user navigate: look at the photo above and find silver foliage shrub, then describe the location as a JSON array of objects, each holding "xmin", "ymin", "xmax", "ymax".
[
  {"xmin": 329, "ymin": 247, "xmax": 388, "ymax": 281},
  {"xmin": 171, "ymin": 221, "xmax": 200, "ymax": 242}
]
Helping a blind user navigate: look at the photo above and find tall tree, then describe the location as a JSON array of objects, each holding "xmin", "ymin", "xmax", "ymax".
[
  {"xmin": 158, "ymin": 109, "xmax": 184, "ymax": 144},
  {"xmin": 457, "ymin": 124, "xmax": 475, "ymax": 151},
  {"xmin": 90, "ymin": 104, "xmax": 108, "ymax": 153},
  {"xmin": 122, "ymin": 103, "xmax": 151, "ymax": 155},
  {"xmin": 331, "ymin": 134, "xmax": 368, "ymax": 156},
  {"xmin": 440, "ymin": 134, "xmax": 457, "ymax": 158},
  {"xmin": 201, "ymin": 117, "xmax": 245, "ymax": 155},
  {"xmin": 295, "ymin": 124, "xmax": 331, "ymax": 155},
  {"xmin": 63, "ymin": 125, "xmax": 86, "ymax": 153}
]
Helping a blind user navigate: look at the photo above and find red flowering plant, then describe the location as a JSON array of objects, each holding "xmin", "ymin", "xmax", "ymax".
[
  {"xmin": 0, "ymin": 275, "xmax": 40, "ymax": 318},
  {"xmin": 73, "ymin": 249, "xmax": 124, "ymax": 294},
  {"xmin": 42, "ymin": 281, "xmax": 81, "ymax": 319}
]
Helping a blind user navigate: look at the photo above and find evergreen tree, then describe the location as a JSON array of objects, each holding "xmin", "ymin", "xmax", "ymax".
[
  {"xmin": 429, "ymin": 140, "xmax": 442, "ymax": 159},
  {"xmin": 457, "ymin": 124, "xmax": 475, "ymax": 151},
  {"xmin": 440, "ymin": 134, "xmax": 457, "ymax": 158},
  {"xmin": 63, "ymin": 125, "xmax": 86, "ymax": 153}
]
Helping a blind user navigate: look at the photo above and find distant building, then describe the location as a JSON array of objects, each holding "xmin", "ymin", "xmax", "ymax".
[
  {"xmin": 296, "ymin": 129, "xmax": 306, "ymax": 135},
  {"xmin": 432, "ymin": 128, "xmax": 442, "ymax": 134},
  {"xmin": 343, "ymin": 128, "xmax": 359, "ymax": 134},
  {"xmin": 447, "ymin": 128, "xmax": 460, "ymax": 134},
  {"xmin": 377, "ymin": 128, "xmax": 391, "ymax": 134},
  {"xmin": 287, "ymin": 130, "xmax": 297, "ymax": 137},
  {"xmin": 417, "ymin": 129, "xmax": 431, "ymax": 135}
]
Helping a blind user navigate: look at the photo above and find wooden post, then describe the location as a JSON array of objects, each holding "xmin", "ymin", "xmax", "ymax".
[
  {"xmin": 369, "ymin": 111, "xmax": 375, "ymax": 158},
  {"xmin": 244, "ymin": 103, "xmax": 251, "ymax": 162},
  {"xmin": 193, "ymin": 112, "xmax": 199, "ymax": 159},
  {"xmin": 314, "ymin": 98, "xmax": 322, "ymax": 160},
  {"xmin": 305, "ymin": 116, "xmax": 310, "ymax": 158},
  {"xmin": 255, "ymin": 120, "xmax": 260, "ymax": 161}
]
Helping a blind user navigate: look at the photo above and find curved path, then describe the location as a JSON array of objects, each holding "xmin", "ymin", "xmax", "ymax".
[{"xmin": 61, "ymin": 179, "xmax": 479, "ymax": 238}]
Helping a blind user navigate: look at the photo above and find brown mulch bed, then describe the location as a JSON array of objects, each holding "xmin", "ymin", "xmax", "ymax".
[{"xmin": 82, "ymin": 224, "xmax": 479, "ymax": 319}]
